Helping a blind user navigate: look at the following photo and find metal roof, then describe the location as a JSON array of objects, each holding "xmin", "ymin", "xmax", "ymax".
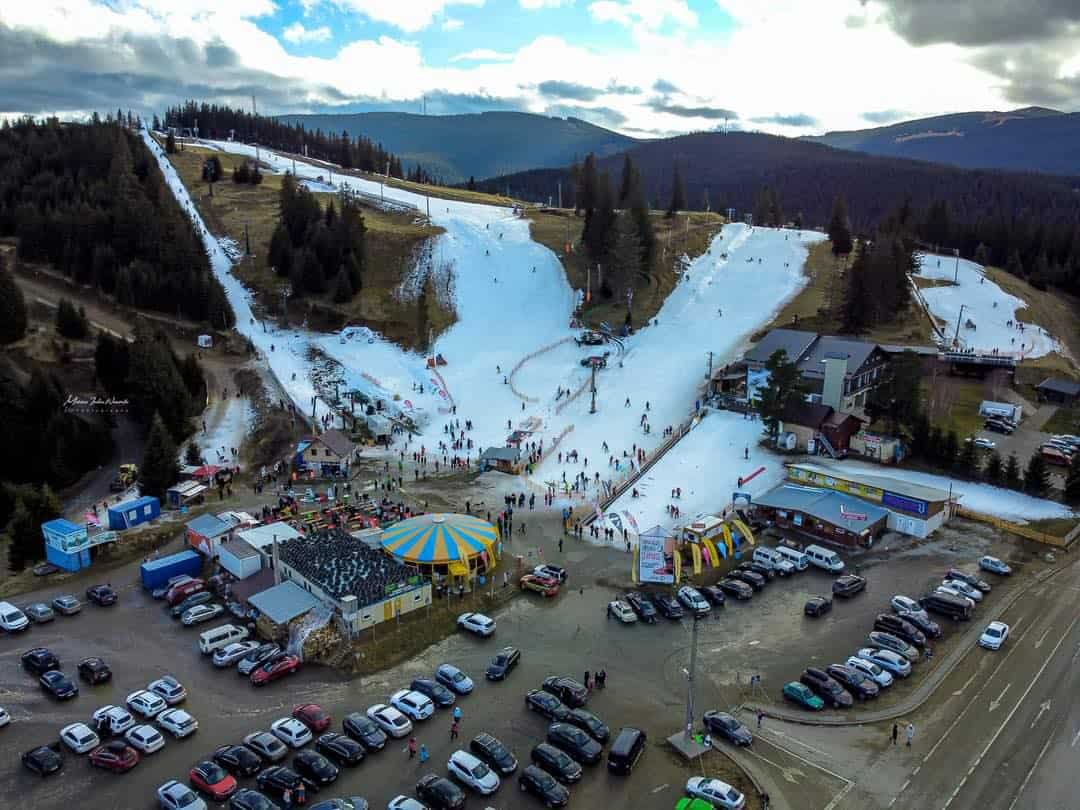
[
  {"xmin": 41, "ymin": 518, "xmax": 83, "ymax": 536},
  {"xmin": 236, "ymin": 521, "xmax": 304, "ymax": 551},
  {"xmin": 744, "ymin": 329, "xmax": 818, "ymax": 365},
  {"xmin": 1036, "ymin": 377, "xmax": 1080, "ymax": 397},
  {"xmin": 797, "ymin": 336, "xmax": 880, "ymax": 379},
  {"xmin": 185, "ymin": 514, "xmax": 232, "ymax": 539},
  {"xmin": 756, "ymin": 485, "xmax": 889, "ymax": 531},
  {"xmin": 480, "ymin": 446, "xmax": 522, "ymax": 462},
  {"xmin": 248, "ymin": 581, "xmax": 320, "ymax": 625},
  {"xmin": 218, "ymin": 538, "xmax": 261, "ymax": 561},
  {"xmin": 788, "ymin": 463, "xmax": 952, "ymax": 503}
]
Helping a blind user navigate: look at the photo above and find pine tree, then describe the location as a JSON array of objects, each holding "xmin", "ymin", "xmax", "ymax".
[
  {"xmin": 607, "ymin": 212, "xmax": 642, "ymax": 303},
  {"xmin": 984, "ymin": 451, "xmax": 1003, "ymax": 485},
  {"xmin": 56, "ymin": 297, "xmax": 89, "ymax": 339},
  {"xmin": 1064, "ymin": 452, "xmax": 1080, "ymax": 505},
  {"xmin": 416, "ymin": 276, "xmax": 430, "ymax": 351},
  {"xmin": 184, "ymin": 442, "xmax": 202, "ymax": 466},
  {"xmin": 1005, "ymin": 249, "xmax": 1024, "ymax": 278},
  {"xmin": 0, "ymin": 268, "xmax": 28, "ymax": 344},
  {"xmin": 141, "ymin": 412, "xmax": 179, "ymax": 499},
  {"xmin": 1023, "ymin": 452, "xmax": 1050, "ymax": 497},
  {"xmin": 165, "ymin": 131, "xmax": 176, "ymax": 154},
  {"xmin": 618, "ymin": 154, "xmax": 636, "ymax": 208},
  {"xmin": 758, "ymin": 350, "xmax": 802, "ymax": 440},
  {"xmin": 333, "ymin": 267, "xmax": 353, "ymax": 303},
  {"xmin": 828, "ymin": 194, "xmax": 853, "ymax": 256},
  {"xmin": 7, "ymin": 485, "xmax": 60, "ymax": 572},
  {"xmin": 1003, "ymin": 452, "xmax": 1022, "ymax": 489},
  {"xmin": 841, "ymin": 244, "xmax": 872, "ymax": 332},
  {"xmin": 667, "ymin": 162, "xmax": 687, "ymax": 217},
  {"xmin": 942, "ymin": 430, "xmax": 959, "ymax": 469},
  {"xmin": 974, "ymin": 243, "xmax": 990, "ymax": 267},
  {"xmin": 268, "ymin": 223, "xmax": 293, "ymax": 277},
  {"xmin": 467, "ymin": 176, "xmax": 476, "ymax": 192},
  {"xmin": 956, "ymin": 438, "xmax": 979, "ymax": 478}
]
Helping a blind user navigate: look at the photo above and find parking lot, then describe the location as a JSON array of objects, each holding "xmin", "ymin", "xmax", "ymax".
[{"xmin": 0, "ymin": 508, "xmax": 1047, "ymax": 810}]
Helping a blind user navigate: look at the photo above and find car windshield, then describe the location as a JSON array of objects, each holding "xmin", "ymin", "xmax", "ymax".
[
  {"xmin": 537, "ymin": 773, "xmax": 556, "ymax": 790},
  {"xmin": 554, "ymin": 750, "xmax": 572, "ymax": 767},
  {"xmin": 471, "ymin": 762, "xmax": 490, "ymax": 778},
  {"xmin": 3, "ymin": 611, "xmax": 21, "ymax": 622},
  {"xmin": 203, "ymin": 763, "xmax": 227, "ymax": 781},
  {"xmin": 986, "ymin": 627, "xmax": 1002, "ymax": 637},
  {"xmin": 494, "ymin": 656, "xmax": 507, "ymax": 665}
]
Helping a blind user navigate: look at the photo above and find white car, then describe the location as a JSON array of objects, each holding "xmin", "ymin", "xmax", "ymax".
[
  {"xmin": 447, "ymin": 749, "xmax": 500, "ymax": 795},
  {"xmin": 213, "ymin": 640, "xmax": 261, "ymax": 668},
  {"xmin": 243, "ymin": 731, "xmax": 288, "ymax": 762},
  {"xmin": 271, "ymin": 716, "xmax": 313, "ymax": 748},
  {"xmin": 935, "ymin": 585, "xmax": 976, "ymax": 609},
  {"xmin": 158, "ymin": 779, "xmax": 208, "ymax": 810},
  {"xmin": 677, "ymin": 585, "xmax": 711, "ymax": 616},
  {"xmin": 127, "ymin": 689, "xmax": 167, "ymax": 719},
  {"xmin": 686, "ymin": 776, "xmax": 747, "ymax": 809},
  {"xmin": 942, "ymin": 579, "xmax": 983, "ymax": 602},
  {"xmin": 387, "ymin": 798, "xmax": 427, "ymax": 810},
  {"xmin": 390, "ymin": 689, "xmax": 435, "ymax": 721},
  {"xmin": 92, "ymin": 704, "xmax": 135, "ymax": 735},
  {"xmin": 157, "ymin": 708, "xmax": 198, "ymax": 738},
  {"xmin": 845, "ymin": 656, "xmax": 894, "ymax": 688},
  {"xmin": 457, "ymin": 612, "xmax": 495, "ymax": 637},
  {"xmin": 181, "ymin": 603, "xmax": 224, "ymax": 626},
  {"xmin": 60, "ymin": 722, "xmax": 100, "ymax": 753},
  {"xmin": 126, "ymin": 723, "xmax": 165, "ymax": 753},
  {"xmin": 148, "ymin": 676, "xmax": 187, "ymax": 705},
  {"xmin": 979, "ymin": 621, "xmax": 1009, "ymax": 650},
  {"xmin": 890, "ymin": 595, "xmax": 927, "ymax": 620},
  {"xmin": 855, "ymin": 647, "xmax": 911, "ymax": 678},
  {"xmin": 607, "ymin": 599, "xmax": 637, "ymax": 623},
  {"xmin": 0, "ymin": 707, "xmax": 10, "ymax": 728},
  {"xmin": 979, "ymin": 555, "xmax": 1012, "ymax": 576},
  {"xmin": 367, "ymin": 703, "xmax": 413, "ymax": 738}
]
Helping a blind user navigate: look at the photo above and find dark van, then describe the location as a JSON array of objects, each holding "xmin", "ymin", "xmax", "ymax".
[
  {"xmin": 607, "ymin": 726, "xmax": 646, "ymax": 775},
  {"xmin": 919, "ymin": 593, "xmax": 971, "ymax": 621}
]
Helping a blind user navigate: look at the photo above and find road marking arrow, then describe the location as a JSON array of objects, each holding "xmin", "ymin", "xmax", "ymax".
[
  {"xmin": 1034, "ymin": 627, "xmax": 1051, "ymax": 649},
  {"xmin": 1031, "ymin": 700, "xmax": 1051, "ymax": 729},
  {"xmin": 952, "ymin": 671, "xmax": 978, "ymax": 697},
  {"xmin": 989, "ymin": 683, "xmax": 1011, "ymax": 712},
  {"xmin": 781, "ymin": 766, "xmax": 805, "ymax": 784}
]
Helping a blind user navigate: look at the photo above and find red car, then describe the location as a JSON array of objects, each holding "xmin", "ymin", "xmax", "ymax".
[
  {"xmin": 251, "ymin": 654, "xmax": 301, "ymax": 686},
  {"xmin": 89, "ymin": 741, "xmax": 140, "ymax": 773},
  {"xmin": 166, "ymin": 579, "xmax": 206, "ymax": 607},
  {"xmin": 519, "ymin": 574, "xmax": 560, "ymax": 598},
  {"xmin": 293, "ymin": 703, "xmax": 332, "ymax": 733},
  {"xmin": 189, "ymin": 760, "xmax": 238, "ymax": 801}
]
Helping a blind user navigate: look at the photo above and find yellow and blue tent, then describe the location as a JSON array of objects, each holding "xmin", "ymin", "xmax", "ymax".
[{"xmin": 380, "ymin": 513, "xmax": 498, "ymax": 571}]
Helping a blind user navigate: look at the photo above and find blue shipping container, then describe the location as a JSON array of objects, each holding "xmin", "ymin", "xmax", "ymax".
[
  {"xmin": 107, "ymin": 496, "xmax": 160, "ymax": 530},
  {"xmin": 46, "ymin": 543, "xmax": 91, "ymax": 573},
  {"xmin": 140, "ymin": 549, "xmax": 203, "ymax": 590}
]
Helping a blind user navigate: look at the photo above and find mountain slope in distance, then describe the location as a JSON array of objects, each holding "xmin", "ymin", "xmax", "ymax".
[
  {"xmin": 806, "ymin": 108, "xmax": 1080, "ymax": 175},
  {"xmin": 275, "ymin": 111, "xmax": 639, "ymax": 184}
]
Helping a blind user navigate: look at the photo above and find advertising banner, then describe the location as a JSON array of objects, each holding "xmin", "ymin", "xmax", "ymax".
[
  {"xmin": 882, "ymin": 491, "xmax": 928, "ymax": 516},
  {"xmin": 637, "ymin": 531, "xmax": 675, "ymax": 585}
]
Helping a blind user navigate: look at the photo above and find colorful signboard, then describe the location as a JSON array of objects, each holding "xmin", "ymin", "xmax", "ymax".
[
  {"xmin": 637, "ymin": 532, "xmax": 675, "ymax": 585},
  {"xmin": 882, "ymin": 491, "xmax": 928, "ymax": 516}
]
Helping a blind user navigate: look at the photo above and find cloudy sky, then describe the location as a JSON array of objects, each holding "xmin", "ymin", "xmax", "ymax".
[{"xmin": 2, "ymin": 0, "xmax": 1078, "ymax": 135}]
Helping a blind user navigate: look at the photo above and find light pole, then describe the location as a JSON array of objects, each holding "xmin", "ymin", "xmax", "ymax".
[
  {"xmin": 683, "ymin": 615, "xmax": 699, "ymax": 740},
  {"xmin": 953, "ymin": 303, "xmax": 966, "ymax": 348},
  {"xmin": 953, "ymin": 248, "xmax": 960, "ymax": 284}
]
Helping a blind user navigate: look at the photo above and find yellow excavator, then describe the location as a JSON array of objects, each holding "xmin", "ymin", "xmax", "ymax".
[{"xmin": 109, "ymin": 463, "xmax": 139, "ymax": 492}]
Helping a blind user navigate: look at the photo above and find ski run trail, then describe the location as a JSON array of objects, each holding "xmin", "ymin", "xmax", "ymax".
[{"xmin": 143, "ymin": 129, "xmax": 1072, "ymax": 540}]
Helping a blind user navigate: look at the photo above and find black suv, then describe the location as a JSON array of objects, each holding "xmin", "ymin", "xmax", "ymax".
[
  {"xmin": 485, "ymin": 646, "xmax": 521, "ymax": 681},
  {"xmin": 898, "ymin": 610, "xmax": 942, "ymax": 639},
  {"xmin": 699, "ymin": 585, "xmax": 726, "ymax": 607},
  {"xmin": 255, "ymin": 766, "xmax": 305, "ymax": 799},
  {"xmin": 531, "ymin": 742, "xmax": 582, "ymax": 784},
  {"xmin": 518, "ymin": 764, "xmax": 569, "ymax": 807},
  {"xmin": 718, "ymin": 578, "xmax": 753, "ymax": 600},
  {"xmin": 292, "ymin": 750, "xmax": 339, "ymax": 788},
  {"xmin": 547, "ymin": 723, "xmax": 602, "ymax": 765},
  {"xmin": 21, "ymin": 647, "xmax": 61, "ymax": 676},
  {"xmin": 410, "ymin": 678, "xmax": 456, "ymax": 707},
  {"xmin": 77, "ymin": 656, "xmax": 112, "ymax": 684},
  {"xmin": 525, "ymin": 689, "xmax": 570, "ymax": 721},
  {"xmin": 652, "ymin": 593, "xmax": 684, "ymax": 618},
  {"xmin": 85, "ymin": 584, "xmax": 118, "ymax": 606},
  {"xmin": 624, "ymin": 591, "xmax": 658, "ymax": 622},
  {"xmin": 804, "ymin": 596, "xmax": 833, "ymax": 617},
  {"xmin": 738, "ymin": 561, "xmax": 775, "ymax": 581},
  {"xmin": 415, "ymin": 774, "xmax": 466, "ymax": 810},
  {"xmin": 315, "ymin": 733, "xmax": 365, "ymax": 766},
  {"xmin": 213, "ymin": 744, "xmax": 263, "ymax": 777},
  {"xmin": 730, "ymin": 569, "xmax": 766, "ymax": 591},
  {"xmin": 873, "ymin": 614, "xmax": 926, "ymax": 647},
  {"xmin": 565, "ymin": 708, "xmax": 609, "ymax": 743},
  {"xmin": 40, "ymin": 670, "xmax": 78, "ymax": 700},
  {"xmin": 342, "ymin": 712, "xmax": 387, "ymax": 751},
  {"xmin": 824, "ymin": 664, "xmax": 880, "ymax": 700},
  {"xmin": 702, "ymin": 710, "xmax": 752, "ymax": 745},
  {"xmin": 469, "ymin": 732, "xmax": 518, "ymax": 774},
  {"xmin": 832, "ymin": 575, "xmax": 867, "ymax": 598},
  {"xmin": 542, "ymin": 676, "xmax": 588, "ymax": 708},
  {"xmin": 800, "ymin": 667, "xmax": 853, "ymax": 708}
]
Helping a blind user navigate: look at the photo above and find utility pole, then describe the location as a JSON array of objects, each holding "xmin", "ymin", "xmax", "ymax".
[
  {"xmin": 683, "ymin": 615, "xmax": 699, "ymax": 740},
  {"xmin": 589, "ymin": 364, "xmax": 598, "ymax": 414},
  {"xmin": 953, "ymin": 248, "xmax": 960, "ymax": 284},
  {"xmin": 244, "ymin": 222, "xmax": 251, "ymax": 256},
  {"xmin": 953, "ymin": 303, "xmax": 966, "ymax": 348},
  {"xmin": 251, "ymin": 95, "xmax": 260, "ymax": 164},
  {"xmin": 706, "ymin": 351, "xmax": 713, "ymax": 381},
  {"xmin": 557, "ymin": 181, "xmax": 562, "ymax": 209}
]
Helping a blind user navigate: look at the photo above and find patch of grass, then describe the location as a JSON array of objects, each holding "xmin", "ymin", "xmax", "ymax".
[
  {"xmin": 983, "ymin": 266, "xmax": 1080, "ymax": 370},
  {"xmin": 526, "ymin": 209, "xmax": 725, "ymax": 329},
  {"xmin": 164, "ymin": 143, "xmax": 448, "ymax": 350},
  {"xmin": 1042, "ymin": 404, "xmax": 1079, "ymax": 435},
  {"xmin": 755, "ymin": 240, "xmax": 845, "ymax": 339},
  {"xmin": 921, "ymin": 372, "xmax": 997, "ymax": 439}
]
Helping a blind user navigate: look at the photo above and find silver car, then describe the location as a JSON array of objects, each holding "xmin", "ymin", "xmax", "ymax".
[
  {"xmin": 867, "ymin": 631, "xmax": 919, "ymax": 661},
  {"xmin": 213, "ymin": 641, "xmax": 261, "ymax": 668},
  {"xmin": 181, "ymin": 603, "xmax": 224, "ymax": 626},
  {"xmin": 237, "ymin": 643, "xmax": 281, "ymax": 675},
  {"xmin": 26, "ymin": 603, "xmax": 56, "ymax": 623},
  {"xmin": 51, "ymin": 595, "xmax": 82, "ymax": 615}
]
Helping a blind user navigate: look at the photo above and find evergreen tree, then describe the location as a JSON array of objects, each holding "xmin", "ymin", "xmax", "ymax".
[
  {"xmin": 165, "ymin": 131, "xmax": 176, "ymax": 154},
  {"xmin": 618, "ymin": 154, "xmax": 636, "ymax": 208},
  {"xmin": 1005, "ymin": 249, "xmax": 1024, "ymax": 278},
  {"xmin": 125, "ymin": 327, "xmax": 193, "ymax": 437},
  {"xmin": 1003, "ymin": 452, "xmax": 1022, "ymax": 489},
  {"xmin": 332, "ymin": 267, "xmax": 353, "ymax": 303},
  {"xmin": 841, "ymin": 243, "xmax": 872, "ymax": 332},
  {"xmin": 984, "ymin": 451, "xmax": 1003, "ymax": 485},
  {"xmin": 667, "ymin": 161, "xmax": 687, "ymax": 217},
  {"xmin": 922, "ymin": 199, "xmax": 952, "ymax": 248},
  {"xmin": 56, "ymin": 298, "xmax": 89, "ymax": 339},
  {"xmin": 941, "ymin": 429, "xmax": 959, "ymax": 469},
  {"xmin": 141, "ymin": 412, "xmax": 179, "ymax": 499},
  {"xmin": 910, "ymin": 412, "xmax": 931, "ymax": 459},
  {"xmin": 607, "ymin": 212, "xmax": 642, "ymax": 302},
  {"xmin": 1023, "ymin": 452, "xmax": 1050, "ymax": 497},
  {"xmin": 758, "ymin": 350, "xmax": 801, "ymax": 440},
  {"xmin": 865, "ymin": 351, "xmax": 922, "ymax": 435},
  {"xmin": 0, "ymin": 268, "xmax": 27, "ymax": 344},
  {"xmin": 974, "ymin": 243, "xmax": 990, "ymax": 266},
  {"xmin": 6, "ymin": 485, "xmax": 60, "ymax": 572},
  {"xmin": 956, "ymin": 438, "xmax": 979, "ymax": 478},
  {"xmin": 1064, "ymin": 452, "xmax": 1080, "ymax": 505},
  {"xmin": 268, "ymin": 223, "xmax": 293, "ymax": 277},
  {"xmin": 927, "ymin": 426, "xmax": 944, "ymax": 464},
  {"xmin": 416, "ymin": 276, "xmax": 430, "ymax": 351},
  {"xmin": 467, "ymin": 176, "xmax": 476, "ymax": 191},
  {"xmin": 298, "ymin": 247, "xmax": 325, "ymax": 294},
  {"xmin": 184, "ymin": 442, "xmax": 202, "ymax": 466},
  {"xmin": 828, "ymin": 194, "xmax": 853, "ymax": 256}
]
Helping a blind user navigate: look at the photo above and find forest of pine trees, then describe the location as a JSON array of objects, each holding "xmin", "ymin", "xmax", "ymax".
[
  {"xmin": 267, "ymin": 174, "xmax": 367, "ymax": 301},
  {"xmin": 0, "ymin": 117, "xmax": 234, "ymax": 326},
  {"xmin": 161, "ymin": 101, "xmax": 403, "ymax": 178}
]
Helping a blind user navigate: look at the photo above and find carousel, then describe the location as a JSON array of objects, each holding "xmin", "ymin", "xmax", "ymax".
[{"xmin": 380, "ymin": 513, "xmax": 500, "ymax": 589}]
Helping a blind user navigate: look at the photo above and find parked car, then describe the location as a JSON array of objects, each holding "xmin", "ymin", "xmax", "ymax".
[
  {"xmin": 214, "ymin": 641, "xmax": 261, "ymax": 668},
  {"xmin": 517, "ymin": 764, "xmax": 569, "ymax": 807},
  {"xmin": 366, "ymin": 704, "xmax": 412, "ymax": 738},
  {"xmin": 91, "ymin": 704, "xmax": 135, "ymax": 735},
  {"xmin": 291, "ymin": 704, "xmax": 333, "ymax": 733},
  {"xmin": 41, "ymin": 670, "xmax": 79, "ymax": 700},
  {"xmin": 547, "ymin": 722, "xmax": 602, "ymax": 764},
  {"xmin": 624, "ymin": 591, "xmax": 658, "ymax": 622},
  {"xmin": 606, "ymin": 726, "xmax": 647, "ymax": 775},
  {"xmin": 530, "ymin": 742, "xmax": 582, "ymax": 784},
  {"xmin": 979, "ymin": 556, "xmax": 1012, "ymax": 576},
  {"xmin": 387, "ymin": 797, "xmax": 428, "ymax": 810},
  {"xmin": 408, "ymin": 679, "xmax": 454, "ymax": 709},
  {"xmin": 469, "ymin": 732, "xmax": 518, "ymax": 774},
  {"xmin": 158, "ymin": 708, "xmax": 199, "ymax": 738},
  {"xmin": 0, "ymin": 601, "xmax": 29, "ymax": 632},
  {"xmin": 165, "ymin": 579, "xmax": 206, "ymax": 607},
  {"xmin": 898, "ymin": 610, "xmax": 942, "ymax": 639},
  {"xmin": 542, "ymin": 676, "xmax": 589, "ymax": 708},
  {"xmin": 607, "ymin": 599, "xmax": 638, "ymax": 623},
  {"xmin": 737, "ymin": 561, "xmax": 776, "ymax": 581},
  {"xmin": 153, "ymin": 575, "xmax": 194, "ymax": 600},
  {"xmin": 89, "ymin": 740, "xmax": 140, "ymax": 773},
  {"xmin": 51, "ymin": 594, "xmax": 82, "ymax": 615},
  {"xmin": 942, "ymin": 578, "xmax": 983, "ymax": 602},
  {"xmin": 251, "ymin": 654, "xmax": 301, "ymax": 686},
  {"xmin": 436, "ymin": 663, "xmax": 475, "ymax": 695},
  {"xmin": 824, "ymin": 664, "xmax": 879, "ymax": 700},
  {"xmin": 782, "ymin": 682, "xmax": 824, "ymax": 711},
  {"xmin": 979, "ymin": 621, "xmax": 1010, "ymax": 650},
  {"xmin": 456, "ymin": 612, "xmax": 495, "ymax": 637},
  {"xmin": 25, "ymin": 602, "xmax": 55, "ymax": 623},
  {"xmin": 255, "ymin": 766, "xmax": 305, "ymax": 801},
  {"xmin": 158, "ymin": 780, "xmax": 208, "ymax": 810},
  {"xmin": 832, "ymin": 575, "xmax": 866, "ymax": 598},
  {"xmin": 800, "ymin": 667, "xmax": 853, "ymax": 708},
  {"xmin": 169, "ymin": 590, "xmax": 213, "ymax": 618},
  {"xmin": 946, "ymin": 568, "xmax": 991, "ymax": 593},
  {"xmin": 699, "ymin": 585, "xmax": 726, "ymax": 607},
  {"xmin": 520, "ymin": 574, "xmax": 560, "ymax": 597},
  {"xmin": 845, "ymin": 656, "xmax": 893, "ymax": 688},
  {"xmin": 485, "ymin": 646, "xmax": 521, "ymax": 681},
  {"xmin": 342, "ymin": 712, "xmax": 388, "ymax": 751},
  {"xmin": 60, "ymin": 722, "xmax": 101, "ymax": 754},
  {"xmin": 686, "ymin": 776, "xmax": 746, "ymax": 809},
  {"xmin": 22, "ymin": 647, "xmax": 61, "ymax": 675},
  {"xmin": 921, "ymin": 591, "xmax": 973, "ymax": 621},
  {"xmin": 213, "ymin": 743, "xmax": 264, "ymax": 777},
  {"xmin": 804, "ymin": 596, "xmax": 832, "ymax": 617},
  {"xmin": 182, "ymin": 604, "xmax": 225, "ymax": 626},
  {"xmin": 415, "ymin": 774, "xmax": 466, "ymax": 809},
  {"xmin": 934, "ymin": 585, "xmax": 976, "ymax": 609},
  {"xmin": 533, "ymin": 564, "xmax": 567, "ymax": 583},
  {"xmin": 127, "ymin": 689, "xmax": 166, "ymax": 719},
  {"xmin": 22, "ymin": 742, "xmax": 63, "ymax": 776},
  {"xmin": 702, "ymin": 711, "xmax": 752, "ymax": 745},
  {"xmin": 447, "ymin": 749, "xmax": 500, "ymax": 794},
  {"xmin": 525, "ymin": 689, "xmax": 570, "ymax": 721},
  {"xmin": 271, "ymin": 716, "xmax": 313, "ymax": 748},
  {"xmin": 78, "ymin": 656, "xmax": 112, "ymax": 684},
  {"xmin": 0, "ymin": 707, "xmax": 8, "ymax": 728},
  {"xmin": 243, "ymin": 731, "xmax": 289, "ymax": 762},
  {"xmin": 653, "ymin": 592, "xmax": 685, "ymax": 618},
  {"xmin": 85, "ymin": 584, "xmax": 118, "ymax": 606},
  {"xmin": 873, "ymin": 614, "xmax": 927, "ymax": 648},
  {"xmin": 676, "ymin": 586, "xmax": 711, "ymax": 617},
  {"xmin": 315, "ymin": 732, "xmax": 365, "ymax": 766},
  {"xmin": 190, "ymin": 760, "xmax": 238, "ymax": 801},
  {"xmin": 390, "ymin": 689, "xmax": 435, "ymax": 721},
  {"xmin": 293, "ymin": 749, "xmax": 340, "ymax": 789},
  {"xmin": 148, "ymin": 675, "xmax": 187, "ymax": 705},
  {"xmin": 565, "ymin": 708, "xmax": 609, "ymax": 743},
  {"xmin": 890, "ymin": 595, "xmax": 927, "ymax": 618},
  {"xmin": 717, "ymin": 578, "xmax": 753, "ymax": 601},
  {"xmin": 855, "ymin": 647, "xmax": 912, "ymax": 678},
  {"xmin": 868, "ymin": 631, "xmax": 920, "ymax": 661},
  {"xmin": 729, "ymin": 570, "xmax": 765, "ymax": 591},
  {"xmin": 125, "ymin": 724, "xmax": 165, "ymax": 754}
]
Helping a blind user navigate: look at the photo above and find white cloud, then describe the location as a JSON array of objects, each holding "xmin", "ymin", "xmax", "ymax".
[
  {"xmin": 588, "ymin": 0, "xmax": 697, "ymax": 29},
  {"xmin": 442, "ymin": 17, "xmax": 464, "ymax": 30},
  {"xmin": 451, "ymin": 48, "xmax": 516, "ymax": 62},
  {"xmin": 282, "ymin": 22, "xmax": 332, "ymax": 43},
  {"xmin": 332, "ymin": 0, "xmax": 484, "ymax": 32},
  {"xmin": 520, "ymin": 0, "xmax": 572, "ymax": 8}
]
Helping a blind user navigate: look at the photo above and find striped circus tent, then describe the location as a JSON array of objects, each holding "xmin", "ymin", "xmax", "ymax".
[{"xmin": 380, "ymin": 513, "xmax": 498, "ymax": 576}]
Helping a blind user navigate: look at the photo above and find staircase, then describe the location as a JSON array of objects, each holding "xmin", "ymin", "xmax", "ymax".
[{"xmin": 815, "ymin": 432, "xmax": 839, "ymax": 459}]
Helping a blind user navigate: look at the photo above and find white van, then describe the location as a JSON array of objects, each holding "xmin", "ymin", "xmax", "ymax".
[
  {"xmin": 0, "ymin": 601, "xmax": 30, "ymax": 632},
  {"xmin": 805, "ymin": 544, "xmax": 845, "ymax": 573},
  {"xmin": 753, "ymin": 547, "xmax": 796, "ymax": 576},
  {"xmin": 198, "ymin": 624, "xmax": 250, "ymax": 654},
  {"xmin": 774, "ymin": 546, "xmax": 809, "ymax": 571}
]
